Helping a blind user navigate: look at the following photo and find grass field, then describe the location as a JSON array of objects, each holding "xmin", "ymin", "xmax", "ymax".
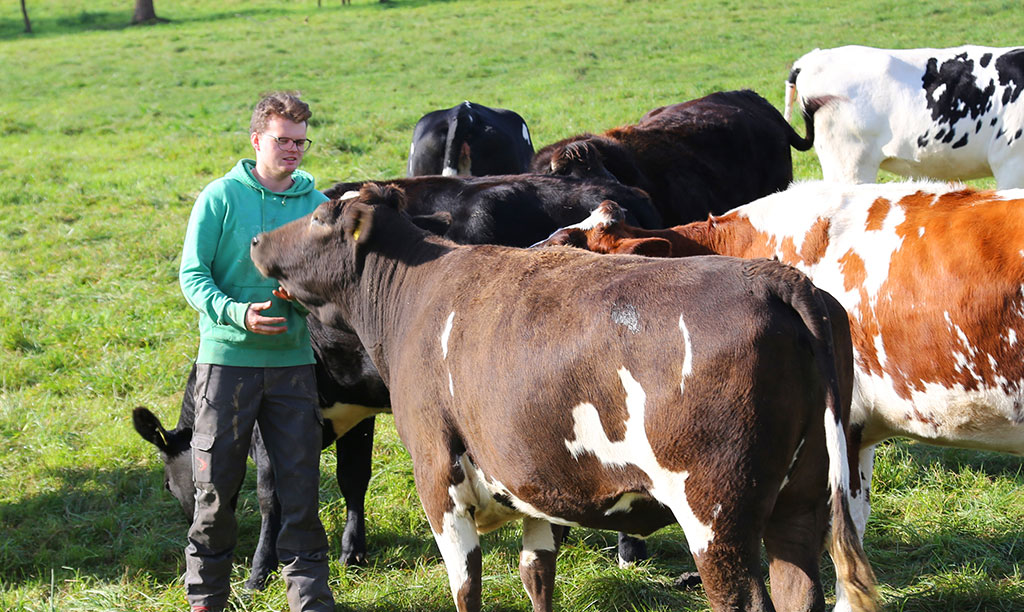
[{"xmin": 1, "ymin": 0, "xmax": 1022, "ymax": 610}]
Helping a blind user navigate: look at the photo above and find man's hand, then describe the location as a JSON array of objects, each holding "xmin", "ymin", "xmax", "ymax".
[
  {"xmin": 272, "ymin": 286, "xmax": 295, "ymax": 301},
  {"xmin": 245, "ymin": 300, "xmax": 287, "ymax": 335}
]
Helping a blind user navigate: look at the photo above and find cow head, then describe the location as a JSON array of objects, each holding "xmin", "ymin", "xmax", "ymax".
[
  {"xmin": 531, "ymin": 200, "xmax": 667, "ymax": 256},
  {"xmin": 252, "ymin": 183, "xmax": 447, "ymax": 332},
  {"xmin": 549, "ymin": 140, "xmax": 618, "ymax": 181},
  {"xmin": 132, "ymin": 406, "xmax": 195, "ymax": 519}
]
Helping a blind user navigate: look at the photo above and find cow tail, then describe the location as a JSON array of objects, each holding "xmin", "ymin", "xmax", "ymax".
[
  {"xmin": 783, "ymin": 67, "xmax": 800, "ymax": 122},
  {"xmin": 442, "ymin": 101, "xmax": 473, "ymax": 177},
  {"xmin": 784, "ymin": 67, "xmax": 826, "ymax": 152},
  {"xmin": 756, "ymin": 261, "xmax": 880, "ymax": 612}
]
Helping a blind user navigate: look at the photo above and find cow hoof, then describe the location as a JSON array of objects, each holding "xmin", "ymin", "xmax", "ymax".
[
  {"xmin": 339, "ymin": 551, "xmax": 367, "ymax": 566},
  {"xmin": 673, "ymin": 572, "xmax": 702, "ymax": 590},
  {"xmin": 243, "ymin": 573, "xmax": 271, "ymax": 592}
]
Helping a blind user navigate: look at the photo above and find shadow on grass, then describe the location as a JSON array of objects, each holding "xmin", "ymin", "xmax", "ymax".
[
  {"xmin": 0, "ymin": 462, "xmax": 273, "ymax": 587},
  {"xmin": 0, "ymin": 1, "xmax": 458, "ymax": 41}
]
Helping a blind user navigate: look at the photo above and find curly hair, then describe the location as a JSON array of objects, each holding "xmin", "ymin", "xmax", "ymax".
[{"xmin": 249, "ymin": 92, "xmax": 312, "ymax": 134}]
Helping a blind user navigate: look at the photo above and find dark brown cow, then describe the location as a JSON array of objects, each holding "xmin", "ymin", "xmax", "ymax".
[
  {"xmin": 536, "ymin": 182, "xmax": 1024, "ymax": 612},
  {"xmin": 529, "ymin": 89, "xmax": 818, "ymax": 225},
  {"xmin": 250, "ymin": 184, "xmax": 878, "ymax": 612}
]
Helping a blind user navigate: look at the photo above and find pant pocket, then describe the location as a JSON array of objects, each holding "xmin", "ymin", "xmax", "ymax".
[{"xmin": 191, "ymin": 431, "xmax": 215, "ymax": 484}]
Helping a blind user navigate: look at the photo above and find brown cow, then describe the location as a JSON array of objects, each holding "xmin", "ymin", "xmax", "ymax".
[
  {"xmin": 535, "ymin": 181, "xmax": 1024, "ymax": 612},
  {"xmin": 251, "ymin": 183, "xmax": 878, "ymax": 612},
  {"xmin": 529, "ymin": 89, "xmax": 819, "ymax": 226}
]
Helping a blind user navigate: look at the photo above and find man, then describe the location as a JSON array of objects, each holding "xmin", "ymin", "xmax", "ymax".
[{"xmin": 178, "ymin": 92, "xmax": 334, "ymax": 612}]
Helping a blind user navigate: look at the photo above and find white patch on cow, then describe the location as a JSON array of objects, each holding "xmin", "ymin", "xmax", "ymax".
[
  {"xmin": 919, "ymin": 226, "xmax": 925, "ymax": 238},
  {"xmin": 604, "ymin": 492, "xmax": 645, "ymax": 515},
  {"xmin": 433, "ymin": 508, "xmax": 479, "ymax": 604},
  {"xmin": 521, "ymin": 517, "xmax": 556, "ymax": 560},
  {"xmin": 679, "ymin": 315, "xmax": 693, "ymax": 396},
  {"xmin": 339, "ymin": 190, "xmax": 360, "ymax": 201},
  {"xmin": 823, "ymin": 410, "xmax": 851, "ymax": 494},
  {"xmin": 530, "ymin": 205, "xmax": 616, "ymax": 248},
  {"xmin": 1007, "ymin": 329, "xmax": 1018, "ymax": 347},
  {"xmin": 442, "ymin": 166, "xmax": 458, "ymax": 177},
  {"xmin": 522, "ymin": 123, "xmax": 532, "ymax": 145},
  {"xmin": 441, "ymin": 311, "xmax": 455, "ymax": 359},
  {"xmin": 321, "ymin": 402, "xmax": 390, "ymax": 438},
  {"xmin": 409, "ymin": 141, "xmax": 415, "ymax": 157},
  {"xmin": 441, "ymin": 311, "xmax": 456, "ymax": 397},
  {"xmin": 450, "ymin": 453, "xmax": 581, "ymax": 532},
  {"xmin": 564, "ymin": 367, "xmax": 717, "ymax": 555},
  {"xmin": 778, "ymin": 437, "xmax": 806, "ymax": 491}
]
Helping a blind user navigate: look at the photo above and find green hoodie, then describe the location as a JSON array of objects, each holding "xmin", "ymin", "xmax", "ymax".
[{"xmin": 179, "ymin": 159, "xmax": 328, "ymax": 367}]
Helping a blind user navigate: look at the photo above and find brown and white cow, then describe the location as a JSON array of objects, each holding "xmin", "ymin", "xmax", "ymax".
[
  {"xmin": 535, "ymin": 181, "xmax": 1024, "ymax": 611},
  {"xmin": 251, "ymin": 183, "xmax": 878, "ymax": 612}
]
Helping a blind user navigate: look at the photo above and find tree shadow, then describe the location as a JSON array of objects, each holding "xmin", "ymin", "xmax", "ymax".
[{"xmin": 0, "ymin": 1, "xmax": 459, "ymax": 41}]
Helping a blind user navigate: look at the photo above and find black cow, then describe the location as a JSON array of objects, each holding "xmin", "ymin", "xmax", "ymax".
[
  {"xmin": 324, "ymin": 173, "xmax": 664, "ymax": 245},
  {"xmin": 530, "ymin": 89, "xmax": 818, "ymax": 226},
  {"xmin": 132, "ymin": 315, "xmax": 387, "ymax": 590},
  {"xmin": 407, "ymin": 101, "xmax": 534, "ymax": 177}
]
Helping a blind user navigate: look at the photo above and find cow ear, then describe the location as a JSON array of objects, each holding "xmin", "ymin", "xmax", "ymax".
[
  {"xmin": 411, "ymin": 211, "xmax": 453, "ymax": 236},
  {"xmin": 342, "ymin": 202, "xmax": 374, "ymax": 245},
  {"xmin": 622, "ymin": 237, "xmax": 672, "ymax": 257},
  {"xmin": 132, "ymin": 407, "xmax": 172, "ymax": 453}
]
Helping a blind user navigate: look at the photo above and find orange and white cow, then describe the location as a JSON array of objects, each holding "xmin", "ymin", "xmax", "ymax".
[{"xmin": 536, "ymin": 181, "xmax": 1024, "ymax": 611}]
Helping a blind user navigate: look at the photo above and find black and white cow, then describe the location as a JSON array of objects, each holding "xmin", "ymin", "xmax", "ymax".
[
  {"xmin": 785, "ymin": 45, "xmax": 1024, "ymax": 186},
  {"xmin": 407, "ymin": 101, "xmax": 534, "ymax": 177},
  {"xmin": 251, "ymin": 183, "xmax": 879, "ymax": 612}
]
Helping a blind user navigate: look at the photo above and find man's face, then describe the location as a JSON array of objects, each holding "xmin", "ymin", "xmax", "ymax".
[{"xmin": 251, "ymin": 114, "xmax": 308, "ymax": 180}]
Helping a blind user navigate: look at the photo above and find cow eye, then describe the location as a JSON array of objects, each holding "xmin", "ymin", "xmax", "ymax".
[{"xmin": 311, "ymin": 215, "xmax": 327, "ymax": 228}]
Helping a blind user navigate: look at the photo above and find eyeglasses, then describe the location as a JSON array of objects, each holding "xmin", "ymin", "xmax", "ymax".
[{"xmin": 265, "ymin": 134, "xmax": 313, "ymax": 152}]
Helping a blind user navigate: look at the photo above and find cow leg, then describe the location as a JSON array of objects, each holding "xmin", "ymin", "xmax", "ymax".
[
  {"xmin": 335, "ymin": 416, "xmax": 375, "ymax": 565},
  {"xmin": 833, "ymin": 444, "xmax": 875, "ymax": 612},
  {"xmin": 616, "ymin": 532, "xmax": 649, "ymax": 567},
  {"xmin": 519, "ymin": 518, "xmax": 561, "ymax": 612},
  {"xmin": 245, "ymin": 424, "xmax": 281, "ymax": 592},
  {"xmin": 992, "ymin": 155, "xmax": 1024, "ymax": 189},
  {"xmin": 762, "ymin": 496, "xmax": 828, "ymax": 612},
  {"xmin": 414, "ymin": 448, "xmax": 483, "ymax": 612},
  {"xmin": 669, "ymin": 498, "xmax": 770, "ymax": 612}
]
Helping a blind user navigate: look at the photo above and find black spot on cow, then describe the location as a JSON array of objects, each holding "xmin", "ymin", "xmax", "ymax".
[
  {"xmin": 935, "ymin": 128, "xmax": 946, "ymax": 141},
  {"xmin": 922, "ymin": 54, "xmax": 997, "ymax": 127},
  {"xmin": 976, "ymin": 120, "xmax": 983, "ymax": 133},
  {"xmin": 992, "ymin": 117, "xmax": 999, "ymax": 126},
  {"xmin": 996, "ymin": 49, "xmax": 1024, "ymax": 105},
  {"xmin": 493, "ymin": 492, "xmax": 516, "ymax": 509},
  {"xmin": 953, "ymin": 134, "xmax": 969, "ymax": 149},
  {"xmin": 917, "ymin": 133, "xmax": 929, "ymax": 148},
  {"xmin": 1016, "ymin": 129, "xmax": 1023, "ymax": 140},
  {"xmin": 942, "ymin": 129, "xmax": 956, "ymax": 144},
  {"xmin": 981, "ymin": 53, "xmax": 993, "ymax": 68}
]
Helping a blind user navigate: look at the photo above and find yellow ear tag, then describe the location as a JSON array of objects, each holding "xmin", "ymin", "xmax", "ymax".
[{"xmin": 352, "ymin": 226, "xmax": 361, "ymax": 242}]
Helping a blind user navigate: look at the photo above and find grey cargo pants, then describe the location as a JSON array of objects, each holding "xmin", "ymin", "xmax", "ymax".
[{"xmin": 185, "ymin": 363, "xmax": 334, "ymax": 612}]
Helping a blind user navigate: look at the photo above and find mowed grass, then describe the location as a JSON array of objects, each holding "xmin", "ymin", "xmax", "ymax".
[{"xmin": 1, "ymin": 0, "xmax": 1022, "ymax": 610}]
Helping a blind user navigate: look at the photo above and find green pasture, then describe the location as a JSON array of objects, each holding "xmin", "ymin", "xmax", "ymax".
[{"xmin": 1, "ymin": 0, "xmax": 1022, "ymax": 610}]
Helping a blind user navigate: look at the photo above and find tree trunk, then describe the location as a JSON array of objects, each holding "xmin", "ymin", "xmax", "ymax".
[
  {"xmin": 132, "ymin": 0, "xmax": 158, "ymax": 24},
  {"xmin": 21, "ymin": 0, "xmax": 32, "ymax": 33}
]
